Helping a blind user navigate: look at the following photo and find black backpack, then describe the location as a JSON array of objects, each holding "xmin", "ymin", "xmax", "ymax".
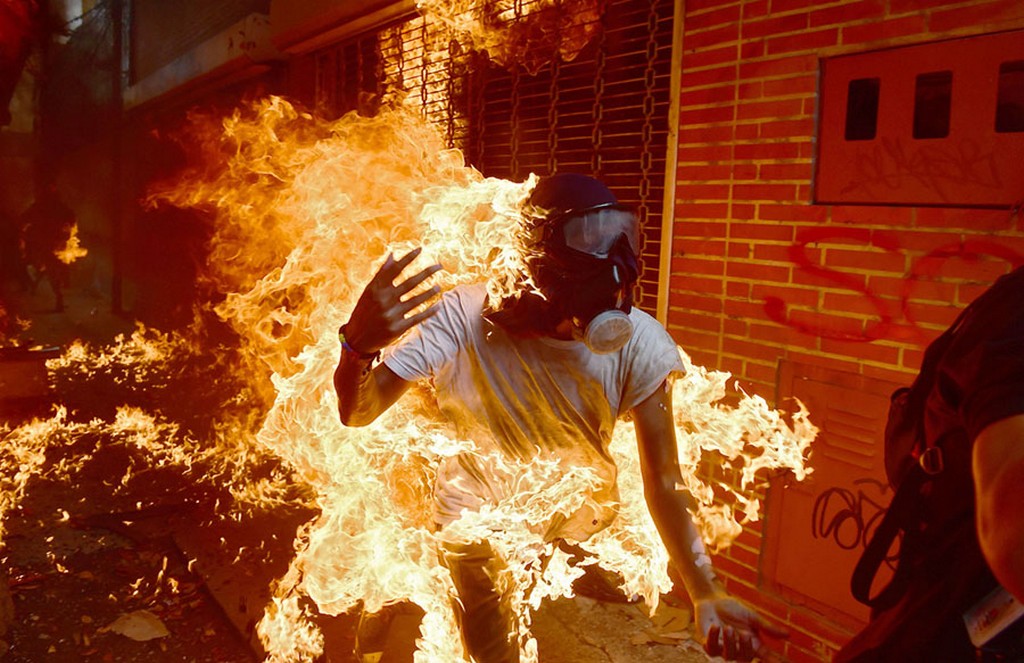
[{"xmin": 837, "ymin": 266, "xmax": 1024, "ymax": 662}]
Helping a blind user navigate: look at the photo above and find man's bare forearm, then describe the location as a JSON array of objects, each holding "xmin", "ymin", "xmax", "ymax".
[
  {"xmin": 334, "ymin": 352, "xmax": 389, "ymax": 427},
  {"xmin": 646, "ymin": 482, "xmax": 723, "ymax": 602},
  {"xmin": 632, "ymin": 384, "xmax": 723, "ymax": 602}
]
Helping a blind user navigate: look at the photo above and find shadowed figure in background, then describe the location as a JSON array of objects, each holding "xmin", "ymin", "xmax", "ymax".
[
  {"xmin": 19, "ymin": 179, "xmax": 74, "ymax": 313},
  {"xmin": 0, "ymin": 201, "xmax": 28, "ymax": 340},
  {"xmin": 837, "ymin": 265, "xmax": 1024, "ymax": 662},
  {"xmin": 334, "ymin": 173, "xmax": 788, "ymax": 663}
]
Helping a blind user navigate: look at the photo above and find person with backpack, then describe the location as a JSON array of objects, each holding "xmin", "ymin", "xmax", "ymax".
[{"xmin": 837, "ymin": 264, "xmax": 1024, "ymax": 661}]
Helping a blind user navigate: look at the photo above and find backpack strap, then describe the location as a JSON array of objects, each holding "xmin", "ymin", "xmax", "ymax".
[
  {"xmin": 908, "ymin": 265, "xmax": 1024, "ymax": 470},
  {"xmin": 851, "ymin": 320, "xmax": 961, "ymax": 610},
  {"xmin": 850, "ymin": 463, "xmax": 926, "ymax": 608}
]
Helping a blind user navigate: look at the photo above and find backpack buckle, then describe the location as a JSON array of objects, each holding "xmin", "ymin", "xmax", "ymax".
[{"xmin": 918, "ymin": 447, "xmax": 944, "ymax": 475}]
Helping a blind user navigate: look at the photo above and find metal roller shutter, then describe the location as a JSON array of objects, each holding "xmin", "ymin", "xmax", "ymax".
[{"xmin": 311, "ymin": 0, "xmax": 674, "ymax": 314}]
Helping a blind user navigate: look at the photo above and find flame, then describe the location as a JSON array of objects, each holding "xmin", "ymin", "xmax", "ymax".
[
  {"xmin": 256, "ymin": 594, "xmax": 325, "ymax": 662},
  {"xmin": 55, "ymin": 222, "xmax": 88, "ymax": 265},
  {"xmin": 0, "ymin": 10, "xmax": 816, "ymax": 658},
  {"xmin": 0, "ymin": 91, "xmax": 818, "ymax": 661},
  {"xmin": 0, "ymin": 308, "xmax": 32, "ymax": 345},
  {"xmin": 0, "ymin": 408, "xmax": 55, "ymax": 542},
  {"xmin": 0, "ymin": 404, "xmax": 196, "ymax": 547},
  {"xmin": 416, "ymin": 0, "xmax": 603, "ymax": 74},
  {"xmin": 0, "ymin": 89, "xmax": 817, "ymax": 662},
  {"xmin": 141, "ymin": 93, "xmax": 818, "ymax": 663}
]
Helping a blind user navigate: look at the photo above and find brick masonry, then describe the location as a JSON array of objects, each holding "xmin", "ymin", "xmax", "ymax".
[{"xmin": 670, "ymin": 2, "xmax": 1024, "ymax": 660}]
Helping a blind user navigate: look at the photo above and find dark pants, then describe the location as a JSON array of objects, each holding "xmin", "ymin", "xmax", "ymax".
[{"xmin": 441, "ymin": 540, "xmax": 520, "ymax": 663}]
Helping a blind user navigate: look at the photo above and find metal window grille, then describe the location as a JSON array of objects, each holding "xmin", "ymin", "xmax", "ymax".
[{"xmin": 312, "ymin": 0, "xmax": 674, "ymax": 313}]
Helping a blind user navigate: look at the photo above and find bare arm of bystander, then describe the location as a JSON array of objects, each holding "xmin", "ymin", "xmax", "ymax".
[{"xmin": 973, "ymin": 412, "xmax": 1024, "ymax": 602}]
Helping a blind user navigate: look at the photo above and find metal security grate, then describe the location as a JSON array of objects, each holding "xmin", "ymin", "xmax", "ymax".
[
  {"xmin": 313, "ymin": 35, "xmax": 382, "ymax": 120},
  {"xmin": 311, "ymin": 0, "xmax": 674, "ymax": 313}
]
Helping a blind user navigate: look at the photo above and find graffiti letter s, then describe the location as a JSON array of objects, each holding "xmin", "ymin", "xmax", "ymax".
[{"xmin": 764, "ymin": 227, "xmax": 897, "ymax": 342}]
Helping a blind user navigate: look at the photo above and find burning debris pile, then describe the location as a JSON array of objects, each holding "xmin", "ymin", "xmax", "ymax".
[
  {"xmin": 0, "ymin": 321, "xmax": 296, "ymax": 660},
  {"xmin": 0, "ymin": 319, "xmax": 309, "ymax": 541}
]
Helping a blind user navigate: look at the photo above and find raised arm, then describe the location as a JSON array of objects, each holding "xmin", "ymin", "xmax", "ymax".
[
  {"xmin": 335, "ymin": 247, "xmax": 442, "ymax": 426},
  {"xmin": 632, "ymin": 381, "xmax": 787, "ymax": 662},
  {"xmin": 973, "ymin": 412, "xmax": 1024, "ymax": 601}
]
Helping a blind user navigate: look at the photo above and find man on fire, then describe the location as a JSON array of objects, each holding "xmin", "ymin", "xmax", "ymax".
[{"xmin": 334, "ymin": 173, "xmax": 786, "ymax": 662}]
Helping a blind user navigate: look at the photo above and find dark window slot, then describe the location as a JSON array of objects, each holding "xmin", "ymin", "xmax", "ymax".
[
  {"xmin": 913, "ymin": 70, "xmax": 952, "ymax": 139},
  {"xmin": 844, "ymin": 77, "xmax": 880, "ymax": 141},
  {"xmin": 996, "ymin": 60, "xmax": 1024, "ymax": 133}
]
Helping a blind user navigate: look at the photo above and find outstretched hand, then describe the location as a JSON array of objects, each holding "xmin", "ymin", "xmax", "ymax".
[
  {"xmin": 343, "ymin": 247, "xmax": 443, "ymax": 355},
  {"xmin": 695, "ymin": 594, "xmax": 789, "ymax": 662}
]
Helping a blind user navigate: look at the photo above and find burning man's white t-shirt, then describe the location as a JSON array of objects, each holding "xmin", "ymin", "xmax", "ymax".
[{"xmin": 384, "ymin": 283, "xmax": 684, "ymax": 542}]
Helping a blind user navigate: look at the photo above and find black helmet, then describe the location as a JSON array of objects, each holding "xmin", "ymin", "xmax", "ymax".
[
  {"xmin": 528, "ymin": 173, "xmax": 621, "ymax": 223},
  {"xmin": 528, "ymin": 173, "xmax": 639, "ymax": 258}
]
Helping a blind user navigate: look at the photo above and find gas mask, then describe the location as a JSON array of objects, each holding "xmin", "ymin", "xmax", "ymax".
[
  {"xmin": 486, "ymin": 173, "xmax": 642, "ymax": 353},
  {"xmin": 529, "ymin": 206, "xmax": 640, "ymax": 354}
]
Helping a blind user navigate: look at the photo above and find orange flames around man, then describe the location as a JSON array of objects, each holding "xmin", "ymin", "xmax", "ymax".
[
  {"xmin": 0, "ymin": 5, "xmax": 816, "ymax": 661},
  {"xmin": 142, "ymin": 95, "xmax": 816, "ymax": 662},
  {"xmin": 0, "ymin": 94, "xmax": 816, "ymax": 662}
]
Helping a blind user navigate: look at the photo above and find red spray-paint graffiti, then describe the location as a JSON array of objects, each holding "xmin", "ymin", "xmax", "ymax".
[{"xmin": 764, "ymin": 228, "xmax": 1024, "ymax": 344}]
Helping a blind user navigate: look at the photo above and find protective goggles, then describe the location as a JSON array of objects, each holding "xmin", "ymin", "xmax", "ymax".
[{"xmin": 538, "ymin": 204, "xmax": 639, "ymax": 258}]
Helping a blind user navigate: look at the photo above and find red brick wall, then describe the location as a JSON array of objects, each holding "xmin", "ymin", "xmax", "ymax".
[{"xmin": 670, "ymin": 1, "xmax": 1024, "ymax": 660}]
